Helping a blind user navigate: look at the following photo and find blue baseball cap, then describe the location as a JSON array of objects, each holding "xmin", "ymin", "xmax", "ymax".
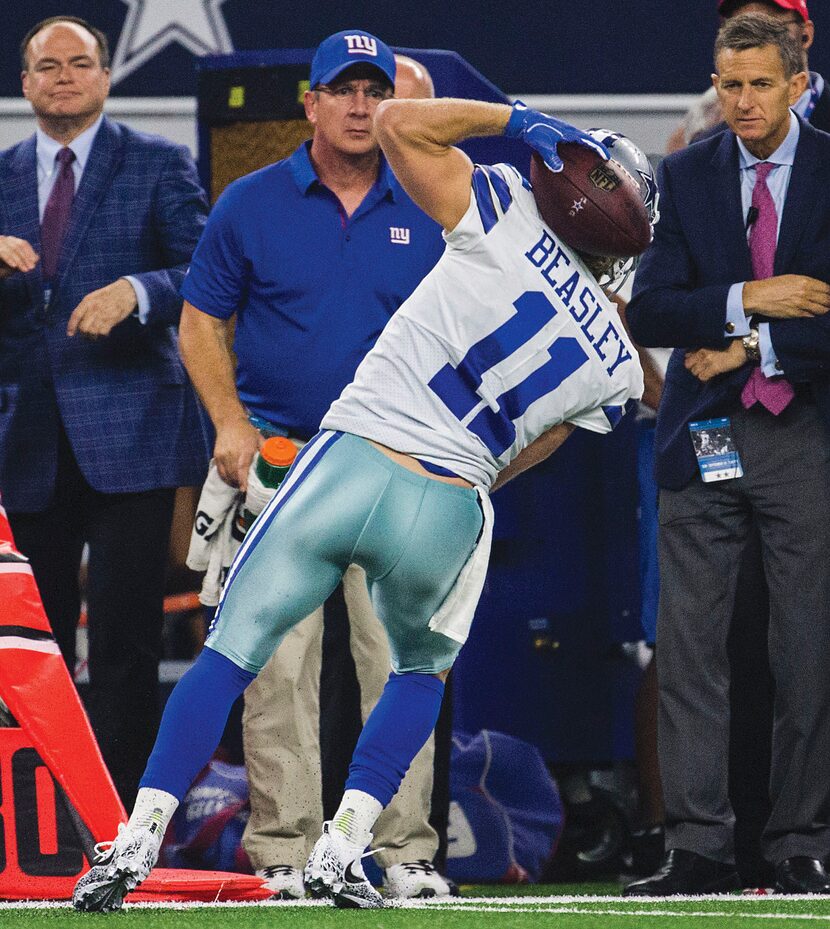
[{"xmin": 310, "ymin": 29, "xmax": 396, "ymax": 89}]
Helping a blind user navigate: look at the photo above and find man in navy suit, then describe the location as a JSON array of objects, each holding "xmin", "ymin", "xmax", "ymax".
[
  {"xmin": 0, "ymin": 17, "xmax": 210, "ymax": 805},
  {"xmin": 625, "ymin": 13, "xmax": 830, "ymax": 895}
]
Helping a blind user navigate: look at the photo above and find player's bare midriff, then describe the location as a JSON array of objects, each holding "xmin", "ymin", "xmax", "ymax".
[{"xmin": 367, "ymin": 439, "xmax": 474, "ymax": 488}]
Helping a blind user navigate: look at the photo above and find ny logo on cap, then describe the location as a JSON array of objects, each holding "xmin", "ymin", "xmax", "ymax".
[{"xmin": 345, "ymin": 34, "xmax": 378, "ymax": 56}]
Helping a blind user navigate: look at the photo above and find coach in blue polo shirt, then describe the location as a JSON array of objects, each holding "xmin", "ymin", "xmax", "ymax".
[{"xmin": 178, "ymin": 31, "xmax": 449, "ymax": 900}]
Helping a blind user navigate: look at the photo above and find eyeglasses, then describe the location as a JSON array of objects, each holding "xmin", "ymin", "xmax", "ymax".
[{"xmin": 316, "ymin": 82, "xmax": 393, "ymax": 104}]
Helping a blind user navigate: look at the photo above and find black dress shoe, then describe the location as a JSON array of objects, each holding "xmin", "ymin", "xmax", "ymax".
[
  {"xmin": 774, "ymin": 857, "xmax": 830, "ymax": 894},
  {"xmin": 623, "ymin": 849, "xmax": 741, "ymax": 896}
]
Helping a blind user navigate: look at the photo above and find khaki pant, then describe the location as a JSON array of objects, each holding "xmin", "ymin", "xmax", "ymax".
[{"xmin": 241, "ymin": 564, "xmax": 438, "ymax": 870}]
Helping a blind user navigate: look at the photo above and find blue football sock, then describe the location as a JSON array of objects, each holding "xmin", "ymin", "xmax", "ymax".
[
  {"xmin": 346, "ymin": 671, "xmax": 445, "ymax": 807},
  {"xmin": 140, "ymin": 647, "xmax": 255, "ymax": 801}
]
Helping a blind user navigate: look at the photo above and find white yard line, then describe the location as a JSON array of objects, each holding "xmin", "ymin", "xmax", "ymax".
[
  {"xmin": 2, "ymin": 893, "xmax": 830, "ymax": 917},
  {"xmin": 414, "ymin": 895, "xmax": 830, "ymax": 905},
  {"xmin": 402, "ymin": 905, "xmax": 830, "ymax": 920}
]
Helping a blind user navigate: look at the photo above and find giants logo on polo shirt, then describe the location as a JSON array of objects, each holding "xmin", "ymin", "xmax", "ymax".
[
  {"xmin": 390, "ymin": 227, "xmax": 411, "ymax": 245},
  {"xmin": 344, "ymin": 34, "xmax": 378, "ymax": 56}
]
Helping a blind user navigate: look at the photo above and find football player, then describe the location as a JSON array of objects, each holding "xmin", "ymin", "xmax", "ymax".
[{"xmin": 72, "ymin": 97, "xmax": 657, "ymax": 911}]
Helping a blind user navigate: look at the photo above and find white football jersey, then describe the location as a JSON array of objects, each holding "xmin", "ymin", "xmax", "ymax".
[{"xmin": 323, "ymin": 163, "xmax": 644, "ymax": 489}]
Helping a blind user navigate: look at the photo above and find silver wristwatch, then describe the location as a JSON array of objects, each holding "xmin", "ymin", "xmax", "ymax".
[{"xmin": 742, "ymin": 327, "xmax": 761, "ymax": 363}]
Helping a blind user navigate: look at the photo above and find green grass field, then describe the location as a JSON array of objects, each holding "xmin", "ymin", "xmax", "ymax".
[{"xmin": 3, "ymin": 884, "xmax": 830, "ymax": 929}]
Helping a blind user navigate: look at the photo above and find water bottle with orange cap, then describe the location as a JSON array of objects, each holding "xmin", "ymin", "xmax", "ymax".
[{"xmin": 235, "ymin": 436, "xmax": 297, "ymax": 536}]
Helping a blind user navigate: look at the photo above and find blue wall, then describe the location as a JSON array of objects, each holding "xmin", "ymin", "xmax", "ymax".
[{"xmin": 3, "ymin": 1, "xmax": 829, "ymax": 98}]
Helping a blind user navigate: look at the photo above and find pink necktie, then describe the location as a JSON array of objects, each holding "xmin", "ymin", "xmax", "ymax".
[
  {"xmin": 40, "ymin": 147, "xmax": 76, "ymax": 282},
  {"xmin": 740, "ymin": 162, "xmax": 795, "ymax": 415}
]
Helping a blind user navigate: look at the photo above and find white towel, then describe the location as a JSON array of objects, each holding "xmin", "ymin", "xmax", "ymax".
[
  {"xmin": 198, "ymin": 502, "xmax": 241, "ymax": 607},
  {"xmin": 187, "ymin": 457, "xmax": 281, "ymax": 607},
  {"xmin": 186, "ymin": 460, "xmax": 239, "ymax": 572},
  {"xmin": 428, "ymin": 487, "xmax": 494, "ymax": 645}
]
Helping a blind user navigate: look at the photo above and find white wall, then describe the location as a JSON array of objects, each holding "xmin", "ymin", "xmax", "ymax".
[
  {"xmin": 0, "ymin": 98, "xmax": 197, "ymax": 154},
  {"xmin": 521, "ymin": 94, "xmax": 702, "ymax": 156},
  {"xmin": 0, "ymin": 94, "xmax": 701, "ymax": 160}
]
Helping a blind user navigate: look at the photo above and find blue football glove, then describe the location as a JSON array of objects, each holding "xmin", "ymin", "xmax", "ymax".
[{"xmin": 504, "ymin": 101, "xmax": 609, "ymax": 173}]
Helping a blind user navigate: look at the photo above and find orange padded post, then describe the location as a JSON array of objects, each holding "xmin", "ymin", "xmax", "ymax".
[{"xmin": 0, "ymin": 499, "xmax": 269, "ymax": 902}]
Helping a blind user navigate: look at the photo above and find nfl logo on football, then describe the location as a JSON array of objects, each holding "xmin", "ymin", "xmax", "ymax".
[{"xmin": 589, "ymin": 164, "xmax": 621, "ymax": 192}]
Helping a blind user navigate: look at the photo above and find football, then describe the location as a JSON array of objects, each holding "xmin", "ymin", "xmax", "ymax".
[{"xmin": 529, "ymin": 145, "xmax": 651, "ymax": 259}]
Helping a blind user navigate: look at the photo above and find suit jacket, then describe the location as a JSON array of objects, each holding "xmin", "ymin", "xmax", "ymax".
[
  {"xmin": 0, "ymin": 117, "xmax": 211, "ymax": 511},
  {"xmin": 809, "ymin": 80, "xmax": 830, "ymax": 133},
  {"xmin": 627, "ymin": 117, "xmax": 830, "ymax": 490}
]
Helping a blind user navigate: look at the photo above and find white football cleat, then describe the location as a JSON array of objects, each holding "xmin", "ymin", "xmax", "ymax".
[
  {"xmin": 384, "ymin": 860, "xmax": 460, "ymax": 899},
  {"xmin": 304, "ymin": 822, "xmax": 385, "ymax": 908},
  {"xmin": 72, "ymin": 822, "xmax": 162, "ymax": 912},
  {"xmin": 256, "ymin": 865, "xmax": 306, "ymax": 900}
]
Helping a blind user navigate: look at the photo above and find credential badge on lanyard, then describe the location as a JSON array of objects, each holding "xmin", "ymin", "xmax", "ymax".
[{"xmin": 689, "ymin": 417, "xmax": 743, "ymax": 482}]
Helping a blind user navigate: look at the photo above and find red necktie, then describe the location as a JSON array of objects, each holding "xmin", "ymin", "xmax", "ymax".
[
  {"xmin": 740, "ymin": 162, "xmax": 795, "ymax": 415},
  {"xmin": 40, "ymin": 147, "xmax": 76, "ymax": 282}
]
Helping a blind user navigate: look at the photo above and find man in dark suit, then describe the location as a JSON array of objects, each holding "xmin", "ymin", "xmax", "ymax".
[
  {"xmin": 0, "ymin": 16, "xmax": 210, "ymax": 806},
  {"xmin": 663, "ymin": 0, "xmax": 830, "ymax": 889},
  {"xmin": 624, "ymin": 13, "xmax": 830, "ymax": 896}
]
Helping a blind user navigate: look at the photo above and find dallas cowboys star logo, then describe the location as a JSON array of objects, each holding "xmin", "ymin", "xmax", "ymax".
[
  {"xmin": 637, "ymin": 168, "xmax": 659, "ymax": 219},
  {"xmin": 569, "ymin": 196, "xmax": 587, "ymax": 217},
  {"xmin": 111, "ymin": 0, "xmax": 233, "ymax": 86}
]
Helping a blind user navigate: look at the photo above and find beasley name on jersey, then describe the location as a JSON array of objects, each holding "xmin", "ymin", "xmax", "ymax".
[{"xmin": 323, "ymin": 163, "xmax": 643, "ymax": 488}]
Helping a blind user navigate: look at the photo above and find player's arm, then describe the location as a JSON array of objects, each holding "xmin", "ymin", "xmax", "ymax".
[
  {"xmin": 374, "ymin": 99, "xmax": 609, "ymax": 233},
  {"xmin": 490, "ymin": 423, "xmax": 575, "ymax": 493},
  {"xmin": 374, "ymin": 99, "xmax": 508, "ymax": 231},
  {"xmin": 610, "ymin": 294, "xmax": 663, "ymax": 411}
]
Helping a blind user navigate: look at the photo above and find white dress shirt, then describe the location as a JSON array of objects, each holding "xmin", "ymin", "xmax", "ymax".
[{"xmin": 724, "ymin": 111, "xmax": 800, "ymax": 377}]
